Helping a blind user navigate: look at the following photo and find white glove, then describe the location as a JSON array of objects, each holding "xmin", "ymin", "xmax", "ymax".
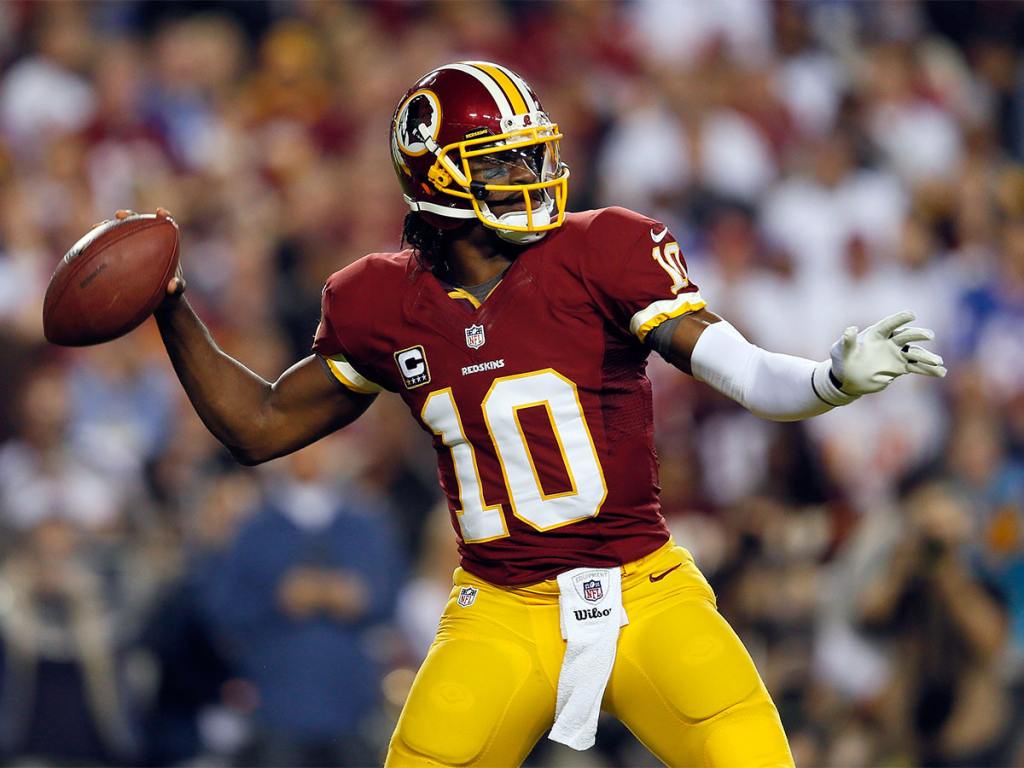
[{"xmin": 815, "ymin": 311, "xmax": 946, "ymax": 405}]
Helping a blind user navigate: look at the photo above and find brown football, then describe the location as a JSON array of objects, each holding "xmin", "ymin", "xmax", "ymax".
[{"xmin": 43, "ymin": 213, "xmax": 180, "ymax": 346}]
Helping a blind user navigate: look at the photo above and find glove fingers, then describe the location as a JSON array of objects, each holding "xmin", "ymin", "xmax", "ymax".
[
  {"xmin": 891, "ymin": 327, "xmax": 934, "ymax": 346},
  {"xmin": 872, "ymin": 310, "xmax": 916, "ymax": 337},
  {"xmin": 872, "ymin": 371, "xmax": 900, "ymax": 383},
  {"xmin": 906, "ymin": 361, "xmax": 947, "ymax": 378},
  {"xmin": 842, "ymin": 326, "xmax": 858, "ymax": 353},
  {"xmin": 901, "ymin": 344, "xmax": 944, "ymax": 367}
]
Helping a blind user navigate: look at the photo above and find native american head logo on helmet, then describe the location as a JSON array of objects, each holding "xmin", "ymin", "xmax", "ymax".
[
  {"xmin": 389, "ymin": 62, "xmax": 569, "ymax": 245},
  {"xmin": 395, "ymin": 91, "xmax": 441, "ymax": 158}
]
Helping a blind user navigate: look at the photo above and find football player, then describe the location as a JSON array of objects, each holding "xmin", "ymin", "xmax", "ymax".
[{"xmin": 145, "ymin": 62, "xmax": 945, "ymax": 767}]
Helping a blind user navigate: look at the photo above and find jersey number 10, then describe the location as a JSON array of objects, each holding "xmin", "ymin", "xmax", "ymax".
[{"xmin": 421, "ymin": 369, "xmax": 608, "ymax": 543}]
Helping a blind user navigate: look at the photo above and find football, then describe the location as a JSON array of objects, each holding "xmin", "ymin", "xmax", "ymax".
[{"xmin": 43, "ymin": 212, "xmax": 179, "ymax": 346}]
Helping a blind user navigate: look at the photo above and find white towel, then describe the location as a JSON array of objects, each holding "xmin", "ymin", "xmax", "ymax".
[{"xmin": 549, "ymin": 567, "xmax": 629, "ymax": 751}]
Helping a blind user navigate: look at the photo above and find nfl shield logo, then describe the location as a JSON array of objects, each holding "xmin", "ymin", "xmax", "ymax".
[
  {"xmin": 582, "ymin": 579, "xmax": 604, "ymax": 603},
  {"xmin": 457, "ymin": 586, "xmax": 478, "ymax": 608},
  {"xmin": 465, "ymin": 324, "xmax": 486, "ymax": 350}
]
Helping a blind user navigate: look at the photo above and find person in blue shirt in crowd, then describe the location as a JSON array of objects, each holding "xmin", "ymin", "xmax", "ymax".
[{"xmin": 203, "ymin": 443, "xmax": 404, "ymax": 767}]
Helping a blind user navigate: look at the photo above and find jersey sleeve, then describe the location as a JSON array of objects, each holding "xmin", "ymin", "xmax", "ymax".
[
  {"xmin": 311, "ymin": 265, "xmax": 385, "ymax": 395},
  {"xmin": 582, "ymin": 207, "xmax": 706, "ymax": 342}
]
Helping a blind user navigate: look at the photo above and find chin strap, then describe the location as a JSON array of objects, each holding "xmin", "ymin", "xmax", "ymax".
[
  {"xmin": 405, "ymin": 195, "xmax": 555, "ymax": 244},
  {"xmin": 403, "ymin": 195, "xmax": 477, "ymax": 218},
  {"xmin": 491, "ymin": 207, "xmax": 552, "ymax": 244},
  {"xmin": 495, "ymin": 227, "xmax": 548, "ymax": 245},
  {"xmin": 484, "ymin": 195, "xmax": 555, "ymax": 243}
]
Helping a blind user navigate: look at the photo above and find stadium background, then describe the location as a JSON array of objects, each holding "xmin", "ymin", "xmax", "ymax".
[{"xmin": 0, "ymin": 1, "xmax": 1022, "ymax": 765}]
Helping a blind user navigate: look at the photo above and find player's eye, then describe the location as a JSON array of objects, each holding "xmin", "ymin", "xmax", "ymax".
[
  {"xmin": 482, "ymin": 162, "xmax": 506, "ymax": 180},
  {"xmin": 472, "ymin": 146, "xmax": 545, "ymax": 183},
  {"xmin": 474, "ymin": 156, "xmax": 508, "ymax": 181}
]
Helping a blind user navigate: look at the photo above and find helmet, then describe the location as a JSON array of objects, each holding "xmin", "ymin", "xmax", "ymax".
[{"xmin": 390, "ymin": 62, "xmax": 569, "ymax": 244}]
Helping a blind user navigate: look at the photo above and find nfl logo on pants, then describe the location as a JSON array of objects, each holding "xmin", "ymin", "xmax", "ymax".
[{"xmin": 457, "ymin": 586, "xmax": 478, "ymax": 608}]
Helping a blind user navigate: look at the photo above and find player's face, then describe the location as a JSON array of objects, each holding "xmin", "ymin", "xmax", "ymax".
[{"xmin": 469, "ymin": 145, "xmax": 547, "ymax": 215}]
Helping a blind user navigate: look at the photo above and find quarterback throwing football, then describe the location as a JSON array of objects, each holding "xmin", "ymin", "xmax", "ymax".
[{"xmin": 146, "ymin": 63, "xmax": 945, "ymax": 767}]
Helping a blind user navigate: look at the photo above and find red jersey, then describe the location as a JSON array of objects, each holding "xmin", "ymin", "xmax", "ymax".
[{"xmin": 312, "ymin": 207, "xmax": 705, "ymax": 585}]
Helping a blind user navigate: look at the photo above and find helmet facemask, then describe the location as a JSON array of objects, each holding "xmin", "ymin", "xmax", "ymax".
[{"xmin": 425, "ymin": 115, "xmax": 569, "ymax": 244}]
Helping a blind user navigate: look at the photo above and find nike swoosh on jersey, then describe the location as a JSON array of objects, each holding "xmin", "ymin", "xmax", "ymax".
[
  {"xmin": 648, "ymin": 563, "xmax": 681, "ymax": 582},
  {"xmin": 650, "ymin": 226, "xmax": 669, "ymax": 243}
]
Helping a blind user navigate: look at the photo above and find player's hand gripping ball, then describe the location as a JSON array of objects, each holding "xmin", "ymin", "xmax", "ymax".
[{"xmin": 43, "ymin": 208, "xmax": 181, "ymax": 346}]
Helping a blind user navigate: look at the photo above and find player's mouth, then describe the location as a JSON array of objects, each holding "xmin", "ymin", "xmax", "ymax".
[{"xmin": 488, "ymin": 191, "xmax": 545, "ymax": 216}]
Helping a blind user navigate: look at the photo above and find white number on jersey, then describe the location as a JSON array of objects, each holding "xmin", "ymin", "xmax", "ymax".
[
  {"xmin": 652, "ymin": 241, "xmax": 689, "ymax": 294},
  {"xmin": 421, "ymin": 369, "xmax": 607, "ymax": 543}
]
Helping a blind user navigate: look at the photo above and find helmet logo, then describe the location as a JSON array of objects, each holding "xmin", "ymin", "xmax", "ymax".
[{"xmin": 394, "ymin": 89, "xmax": 442, "ymax": 158}]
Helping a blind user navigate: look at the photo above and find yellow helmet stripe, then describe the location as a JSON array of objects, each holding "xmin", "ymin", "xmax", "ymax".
[
  {"xmin": 471, "ymin": 62, "xmax": 529, "ymax": 115},
  {"xmin": 447, "ymin": 63, "xmax": 513, "ymax": 117},
  {"xmin": 491, "ymin": 63, "xmax": 539, "ymax": 112}
]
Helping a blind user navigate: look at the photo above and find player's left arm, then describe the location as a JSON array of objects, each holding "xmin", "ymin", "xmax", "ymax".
[
  {"xmin": 657, "ymin": 308, "xmax": 947, "ymax": 421},
  {"xmin": 583, "ymin": 208, "xmax": 945, "ymax": 420}
]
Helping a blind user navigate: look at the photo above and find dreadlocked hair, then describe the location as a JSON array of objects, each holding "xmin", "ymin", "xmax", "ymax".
[{"xmin": 402, "ymin": 213, "xmax": 457, "ymax": 277}]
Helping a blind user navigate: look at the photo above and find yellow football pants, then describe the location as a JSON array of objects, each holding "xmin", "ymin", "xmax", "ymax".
[{"xmin": 386, "ymin": 540, "xmax": 794, "ymax": 767}]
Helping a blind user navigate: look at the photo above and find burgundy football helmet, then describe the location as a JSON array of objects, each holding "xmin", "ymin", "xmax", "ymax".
[{"xmin": 390, "ymin": 62, "xmax": 569, "ymax": 244}]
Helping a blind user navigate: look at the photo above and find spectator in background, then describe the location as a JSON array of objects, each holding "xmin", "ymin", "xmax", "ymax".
[
  {"xmin": 0, "ymin": 184, "xmax": 51, "ymax": 340},
  {"xmin": 943, "ymin": 412, "xmax": 1024, "ymax": 665},
  {"xmin": 146, "ymin": 14, "xmax": 246, "ymax": 173},
  {"xmin": 759, "ymin": 131, "xmax": 907, "ymax": 324},
  {"xmin": 204, "ymin": 438, "xmax": 403, "ymax": 767},
  {"xmin": 0, "ymin": 516, "xmax": 141, "ymax": 765},
  {"xmin": 858, "ymin": 480, "xmax": 1011, "ymax": 767},
  {"xmin": 862, "ymin": 41, "xmax": 964, "ymax": 190},
  {"xmin": 66, "ymin": 339, "xmax": 176, "ymax": 486},
  {"xmin": 395, "ymin": 501, "xmax": 460, "ymax": 663},
  {"xmin": 957, "ymin": 217, "xmax": 1024, "ymax": 401},
  {"xmin": 0, "ymin": 365, "xmax": 120, "ymax": 534},
  {"xmin": 0, "ymin": 3, "xmax": 95, "ymax": 155},
  {"xmin": 140, "ymin": 470, "xmax": 257, "ymax": 765}
]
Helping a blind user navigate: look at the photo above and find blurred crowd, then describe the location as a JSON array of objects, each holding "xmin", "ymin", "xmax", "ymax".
[{"xmin": 0, "ymin": 1, "xmax": 1023, "ymax": 766}]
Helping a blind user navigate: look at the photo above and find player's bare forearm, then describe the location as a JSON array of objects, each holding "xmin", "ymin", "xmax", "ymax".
[{"xmin": 154, "ymin": 297, "xmax": 375, "ymax": 464}]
